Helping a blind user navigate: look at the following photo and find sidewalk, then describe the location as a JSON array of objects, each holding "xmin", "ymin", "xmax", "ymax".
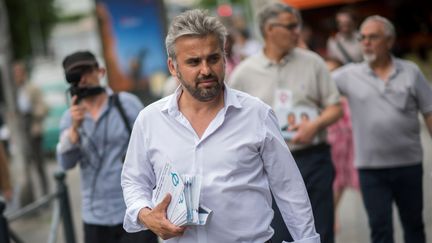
[{"xmin": 7, "ymin": 162, "xmax": 83, "ymax": 243}]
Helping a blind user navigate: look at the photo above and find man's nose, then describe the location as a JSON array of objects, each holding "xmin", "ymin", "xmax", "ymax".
[{"xmin": 200, "ymin": 62, "xmax": 211, "ymax": 75}]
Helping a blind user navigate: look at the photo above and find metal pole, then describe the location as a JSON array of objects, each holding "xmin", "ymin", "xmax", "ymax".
[
  {"xmin": 0, "ymin": 198, "xmax": 10, "ymax": 243},
  {"xmin": 55, "ymin": 171, "xmax": 76, "ymax": 243}
]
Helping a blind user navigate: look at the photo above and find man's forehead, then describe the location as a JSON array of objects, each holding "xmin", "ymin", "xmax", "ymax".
[
  {"xmin": 361, "ymin": 20, "xmax": 385, "ymax": 34},
  {"xmin": 277, "ymin": 11, "xmax": 298, "ymax": 22},
  {"xmin": 175, "ymin": 36, "xmax": 222, "ymax": 57},
  {"xmin": 175, "ymin": 34, "xmax": 219, "ymax": 44}
]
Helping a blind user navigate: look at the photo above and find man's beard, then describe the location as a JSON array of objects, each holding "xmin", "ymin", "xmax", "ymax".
[
  {"xmin": 363, "ymin": 53, "xmax": 377, "ymax": 63},
  {"xmin": 177, "ymin": 70, "xmax": 224, "ymax": 102}
]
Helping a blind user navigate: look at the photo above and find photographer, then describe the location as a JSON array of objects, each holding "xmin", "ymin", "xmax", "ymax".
[{"xmin": 56, "ymin": 51, "xmax": 157, "ymax": 243}]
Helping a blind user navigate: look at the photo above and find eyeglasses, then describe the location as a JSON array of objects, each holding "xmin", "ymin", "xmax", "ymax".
[
  {"xmin": 271, "ymin": 22, "xmax": 300, "ymax": 31},
  {"xmin": 358, "ymin": 34, "xmax": 384, "ymax": 42}
]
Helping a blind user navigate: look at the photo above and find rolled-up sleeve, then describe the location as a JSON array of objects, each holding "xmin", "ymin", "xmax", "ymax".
[
  {"xmin": 56, "ymin": 112, "xmax": 83, "ymax": 170},
  {"xmin": 261, "ymin": 109, "xmax": 320, "ymax": 243},
  {"xmin": 121, "ymin": 111, "xmax": 156, "ymax": 232}
]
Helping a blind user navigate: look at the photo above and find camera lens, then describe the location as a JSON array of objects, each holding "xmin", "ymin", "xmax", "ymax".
[
  {"xmin": 65, "ymin": 66, "xmax": 94, "ymax": 83},
  {"xmin": 65, "ymin": 71, "xmax": 82, "ymax": 83}
]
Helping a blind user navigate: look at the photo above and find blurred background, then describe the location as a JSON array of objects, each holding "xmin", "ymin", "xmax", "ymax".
[{"xmin": 0, "ymin": 0, "xmax": 431, "ymax": 242}]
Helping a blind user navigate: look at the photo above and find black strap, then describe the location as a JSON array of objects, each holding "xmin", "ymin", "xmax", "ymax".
[
  {"xmin": 112, "ymin": 93, "xmax": 132, "ymax": 134},
  {"xmin": 335, "ymin": 38, "xmax": 354, "ymax": 63}
]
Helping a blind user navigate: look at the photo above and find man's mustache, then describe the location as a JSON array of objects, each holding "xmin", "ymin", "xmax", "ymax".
[{"xmin": 197, "ymin": 74, "xmax": 218, "ymax": 82}]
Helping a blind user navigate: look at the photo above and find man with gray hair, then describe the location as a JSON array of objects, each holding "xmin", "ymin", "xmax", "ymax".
[
  {"xmin": 121, "ymin": 9, "xmax": 320, "ymax": 242},
  {"xmin": 230, "ymin": 2, "xmax": 342, "ymax": 243},
  {"xmin": 333, "ymin": 15, "xmax": 432, "ymax": 243}
]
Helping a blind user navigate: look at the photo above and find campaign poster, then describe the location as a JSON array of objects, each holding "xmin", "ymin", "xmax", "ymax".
[
  {"xmin": 95, "ymin": 0, "xmax": 167, "ymax": 100},
  {"xmin": 273, "ymin": 88, "xmax": 319, "ymax": 143}
]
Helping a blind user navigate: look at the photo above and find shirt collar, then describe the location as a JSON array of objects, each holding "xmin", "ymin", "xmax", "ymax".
[
  {"xmin": 224, "ymin": 85, "xmax": 242, "ymax": 110},
  {"xmin": 161, "ymin": 84, "xmax": 242, "ymax": 117},
  {"xmin": 361, "ymin": 55, "xmax": 401, "ymax": 77},
  {"xmin": 161, "ymin": 85, "xmax": 182, "ymax": 116},
  {"xmin": 258, "ymin": 48, "xmax": 296, "ymax": 68}
]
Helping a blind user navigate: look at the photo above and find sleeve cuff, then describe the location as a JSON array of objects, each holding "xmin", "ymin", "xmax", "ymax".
[
  {"xmin": 58, "ymin": 130, "xmax": 79, "ymax": 153},
  {"xmin": 286, "ymin": 234, "xmax": 321, "ymax": 243},
  {"xmin": 123, "ymin": 199, "xmax": 153, "ymax": 232}
]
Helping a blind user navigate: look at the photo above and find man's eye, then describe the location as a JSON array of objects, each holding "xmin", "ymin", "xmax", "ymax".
[
  {"xmin": 187, "ymin": 59, "xmax": 200, "ymax": 66},
  {"xmin": 208, "ymin": 55, "xmax": 220, "ymax": 63}
]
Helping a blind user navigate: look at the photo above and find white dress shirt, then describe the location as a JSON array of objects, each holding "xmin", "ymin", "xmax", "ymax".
[{"xmin": 121, "ymin": 86, "xmax": 320, "ymax": 243}]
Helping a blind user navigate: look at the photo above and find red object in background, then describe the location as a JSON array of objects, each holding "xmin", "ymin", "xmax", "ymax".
[
  {"xmin": 283, "ymin": 0, "xmax": 365, "ymax": 9},
  {"xmin": 217, "ymin": 4, "xmax": 233, "ymax": 17}
]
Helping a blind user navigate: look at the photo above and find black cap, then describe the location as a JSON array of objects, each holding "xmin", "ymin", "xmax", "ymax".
[{"xmin": 62, "ymin": 51, "xmax": 99, "ymax": 73}]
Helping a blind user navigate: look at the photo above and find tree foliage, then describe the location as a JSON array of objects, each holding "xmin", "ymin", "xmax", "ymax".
[{"xmin": 4, "ymin": 0, "xmax": 57, "ymax": 60}]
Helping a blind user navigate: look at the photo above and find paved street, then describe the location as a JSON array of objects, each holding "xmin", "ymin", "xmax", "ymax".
[{"xmin": 5, "ymin": 122, "xmax": 432, "ymax": 243}]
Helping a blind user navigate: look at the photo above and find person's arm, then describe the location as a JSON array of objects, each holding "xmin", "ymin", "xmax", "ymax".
[
  {"xmin": 261, "ymin": 109, "xmax": 320, "ymax": 243},
  {"xmin": 424, "ymin": 113, "xmax": 432, "ymax": 137},
  {"xmin": 292, "ymin": 58, "xmax": 343, "ymax": 144},
  {"xmin": 291, "ymin": 103, "xmax": 342, "ymax": 144},
  {"xmin": 413, "ymin": 66, "xmax": 432, "ymax": 137},
  {"xmin": 0, "ymin": 143, "xmax": 12, "ymax": 201},
  {"xmin": 56, "ymin": 97, "xmax": 86, "ymax": 170},
  {"xmin": 121, "ymin": 111, "xmax": 185, "ymax": 238}
]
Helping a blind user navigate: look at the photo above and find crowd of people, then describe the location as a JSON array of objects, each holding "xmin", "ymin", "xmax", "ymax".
[{"xmin": 1, "ymin": 1, "xmax": 432, "ymax": 243}]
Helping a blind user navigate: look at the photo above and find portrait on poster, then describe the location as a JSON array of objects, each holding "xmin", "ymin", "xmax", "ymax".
[{"xmin": 273, "ymin": 89, "xmax": 319, "ymax": 142}]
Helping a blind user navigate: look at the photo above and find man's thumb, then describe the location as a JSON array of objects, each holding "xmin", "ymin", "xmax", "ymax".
[{"xmin": 159, "ymin": 193, "xmax": 172, "ymax": 211}]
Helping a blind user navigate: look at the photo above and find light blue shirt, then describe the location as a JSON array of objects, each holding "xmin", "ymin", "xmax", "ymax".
[
  {"xmin": 57, "ymin": 90, "xmax": 143, "ymax": 225},
  {"xmin": 122, "ymin": 86, "xmax": 320, "ymax": 243}
]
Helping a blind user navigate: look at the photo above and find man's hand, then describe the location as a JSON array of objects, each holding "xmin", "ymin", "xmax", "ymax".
[
  {"xmin": 138, "ymin": 194, "xmax": 186, "ymax": 240},
  {"xmin": 291, "ymin": 104, "xmax": 343, "ymax": 144},
  {"xmin": 291, "ymin": 120, "xmax": 319, "ymax": 145},
  {"xmin": 68, "ymin": 95, "xmax": 85, "ymax": 144}
]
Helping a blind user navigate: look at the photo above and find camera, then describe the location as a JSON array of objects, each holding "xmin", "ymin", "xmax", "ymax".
[{"xmin": 65, "ymin": 66, "xmax": 105, "ymax": 104}]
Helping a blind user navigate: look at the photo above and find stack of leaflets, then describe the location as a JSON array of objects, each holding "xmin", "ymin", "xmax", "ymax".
[{"xmin": 152, "ymin": 163, "xmax": 211, "ymax": 226}]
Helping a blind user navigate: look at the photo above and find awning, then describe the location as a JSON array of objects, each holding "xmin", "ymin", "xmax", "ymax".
[{"xmin": 283, "ymin": 0, "xmax": 365, "ymax": 10}]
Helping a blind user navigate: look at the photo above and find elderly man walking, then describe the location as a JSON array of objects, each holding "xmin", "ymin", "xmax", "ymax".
[{"xmin": 333, "ymin": 15, "xmax": 432, "ymax": 243}]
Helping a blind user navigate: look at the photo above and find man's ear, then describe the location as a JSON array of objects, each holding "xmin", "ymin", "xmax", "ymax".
[
  {"xmin": 263, "ymin": 23, "xmax": 272, "ymax": 39},
  {"xmin": 98, "ymin": 67, "xmax": 106, "ymax": 78},
  {"xmin": 167, "ymin": 58, "xmax": 177, "ymax": 77}
]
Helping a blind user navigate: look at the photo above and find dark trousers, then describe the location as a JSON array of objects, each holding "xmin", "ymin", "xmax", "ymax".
[
  {"xmin": 84, "ymin": 223, "xmax": 158, "ymax": 243},
  {"xmin": 271, "ymin": 144, "xmax": 334, "ymax": 243},
  {"xmin": 359, "ymin": 164, "xmax": 425, "ymax": 243}
]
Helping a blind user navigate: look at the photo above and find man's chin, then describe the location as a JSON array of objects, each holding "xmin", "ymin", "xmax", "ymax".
[{"xmin": 363, "ymin": 54, "xmax": 377, "ymax": 63}]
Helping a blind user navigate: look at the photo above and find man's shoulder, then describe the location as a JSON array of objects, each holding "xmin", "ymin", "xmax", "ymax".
[
  {"xmin": 140, "ymin": 95, "xmax": 170, "ymax": 115},
  {"xmin": 334, "ymin": 62, "xmax": 363, "ymax": 75},
  {"xmin": 116, "ymin": 91, "xmax": 140, "ymax": 102},
  {"xmin": 238, "ymin": 54, "xmax": 263, "ymax": 68},
  {"xmin": 230, "ymin": 88, "xmax": 271, "ymax": 112},
  {"xmin": 229, "ymin": 53, "xmax": 265, "ymax": 84},
  {"xmin": 294, "ymin": 48, "xmax": 325, "ymax": 63},
  {"xmin": 394, "ymin": 57, "xmax": 421, "ymax": 73},
  {"xmin": 332, "ymin": 63, "xmax": 366, "ymax": 91},
  {"xmin": 114, "ymin": 91, "xmax": 143, "ymax": 107}
]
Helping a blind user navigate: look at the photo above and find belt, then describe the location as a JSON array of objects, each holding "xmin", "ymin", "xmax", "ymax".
[{"xmin": 291, "ymin": 142, "xmax": 329, "ymax": 157}]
